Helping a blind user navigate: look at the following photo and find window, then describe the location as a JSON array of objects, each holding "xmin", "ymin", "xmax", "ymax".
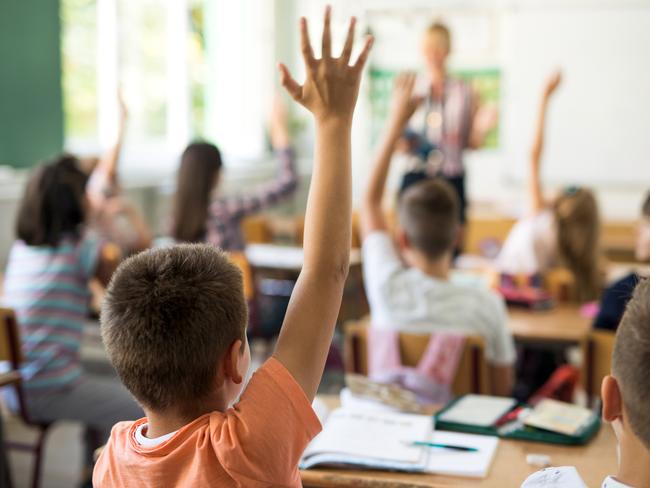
[
  {"xmin": 61, "ymin": 0, "xmax": 98, "ymax": 142},
  {"xmin": 61, "ymin": 0, "xmax": 275, "ymax": 171}
]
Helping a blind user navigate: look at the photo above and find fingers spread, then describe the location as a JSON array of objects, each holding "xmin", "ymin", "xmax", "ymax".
[
  {"xmin": 340, "ymin": 17, "xmax": 356, "ymax": 65},
  {"xmin": 321, "ymin": 5, "xmax": 332, "ymax": 58},
  {"xmin": 353, "ymin": 35, "xmax": 374, "ymax": 73},
  {"xmin": 278, "ymin": 63, "xmax": 302, "ymax": 101},
  {"xmin": 300, "ymin": 17, "xmax": 315, "ymax": 67}
]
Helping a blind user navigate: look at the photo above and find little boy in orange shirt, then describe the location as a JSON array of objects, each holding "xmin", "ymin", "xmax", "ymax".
[{"xmin": 93, "ymin": 7, "xmax": 373, "ymax": 487}]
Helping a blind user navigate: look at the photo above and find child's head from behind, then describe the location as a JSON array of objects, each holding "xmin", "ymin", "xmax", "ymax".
[
  {"xmin": 553, "ymin": 187, "xmax": 601, "ymax": 302},
  {"xmin": 101, "ymin": 244, "xmax": 250, "ymax": 417},
  {"xmin": 397, "ymin": 179, "xmax": 459, "ymax": 266},
  {"xmin": 603, "ymin": 278, "xmax": 650, "ymax": 454},
  {"xmin": 172, "ymin": 143, "xmax": 223, "ymax": 243},
  {"xmin": 16, "ymin": 154, "xmax": 88, "ymax": 247},
  {"xmin": 636, "ymin": 191, "xmax": 650, "ymax": 262}
]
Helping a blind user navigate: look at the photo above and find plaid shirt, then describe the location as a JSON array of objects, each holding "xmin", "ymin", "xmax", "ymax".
[
  {"xmin": 408, "ymin": 78, "xmax": 473, "ymax": 178},
  {"xmin": 206, "ymin": 148, "xmax": 298, "ymax": 251}
]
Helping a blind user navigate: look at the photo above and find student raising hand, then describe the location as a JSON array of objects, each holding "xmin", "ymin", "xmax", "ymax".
[
  {"xmin": 543, "ymin": 70, "xmax": 562, "ymax": 99},
  {"xmin": 278, "ymin": 6, "xmax": 373, "ymax": 124},
  {"xmin": 274, "ymin": 6, "xmax": 373, "ymax": 401},
  {"xmin": 361, "ymin": 73, "xmax": 424, "ymax": 237},
  {"xmin": 389, "ymin": 73, "xmax": 425, "ymax": 127}
]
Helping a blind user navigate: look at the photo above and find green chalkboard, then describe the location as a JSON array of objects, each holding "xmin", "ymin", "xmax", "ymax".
[{"xmin": 0, "ymin": 0, "xmax": 64, "ymax": 168}]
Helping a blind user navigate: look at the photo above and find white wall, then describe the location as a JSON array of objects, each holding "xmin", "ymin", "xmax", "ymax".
[{"xmin": 296, "ymin": 0, "xmax": 649, "ymax": 219}]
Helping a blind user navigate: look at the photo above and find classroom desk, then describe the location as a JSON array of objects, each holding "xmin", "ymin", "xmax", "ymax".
[
  {"xmin": 508, "ymin": 305, "xmax": 592, "ymax": 344},
  {"xmin": 245, "ymin": 244, "xmax": 362, "ymax": 271},
  {"xmin": 301, "ymin": 397, "xmax": 617, "ymax": 488},
  {"xmin": 245, "ymin": 244, "xmax": 368, "ymax": 325}
]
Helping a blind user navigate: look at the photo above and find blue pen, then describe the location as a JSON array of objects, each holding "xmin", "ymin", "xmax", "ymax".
[{"xmin": 412, "ymin": 441, "xmax": 479, "ymax": 452}]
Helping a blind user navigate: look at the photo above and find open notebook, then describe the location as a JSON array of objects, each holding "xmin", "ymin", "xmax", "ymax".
[{"xmin": 301, "ymin": 406, "xmax": 499, "ymax": 478}]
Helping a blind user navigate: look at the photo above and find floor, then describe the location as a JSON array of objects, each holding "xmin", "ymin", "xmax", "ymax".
[{"xmin": 3, "ymin": 322, "xmax": 345, "ymax": 488}]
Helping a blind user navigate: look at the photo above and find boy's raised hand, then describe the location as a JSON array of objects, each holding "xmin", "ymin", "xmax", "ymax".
[
  {"xmin": 278, "ymin": 6, "xmax": 373, "ymax": 124},
  {"xmin": 388, "ymin": 73, "xmax": 424, "ymax": 128},
  {"xmin": 273, "ymin": 7, "xmax": 372, "ymax": 402}
]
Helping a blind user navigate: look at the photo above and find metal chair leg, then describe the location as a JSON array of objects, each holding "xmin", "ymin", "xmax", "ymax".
[{"xmin": 30, "ymin": 428, "xmax": 49, "ymax": 488}]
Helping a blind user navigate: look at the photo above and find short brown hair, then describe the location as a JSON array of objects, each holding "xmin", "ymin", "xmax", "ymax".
[
  {"xmin": 612, "ymin": 278, "xmax": 650, "ymax": 450},
  {"xmin": 398, "ymin": 179, "xmax": 459, "ymax": 260},
  {"xmin": 426, "ymin": 21, "xmax": 451, "ymax": 51},
  {"xmin": 101, "ymin": 244, "xmax": 248, "ymax": 413}
]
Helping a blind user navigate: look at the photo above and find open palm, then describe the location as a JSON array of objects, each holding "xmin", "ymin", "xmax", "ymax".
[{"xmin": 278, "ymin": 7, "xmax": 373, "ymax": 124}]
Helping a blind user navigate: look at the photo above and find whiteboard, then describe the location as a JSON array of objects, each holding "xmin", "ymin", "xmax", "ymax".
[{"xmin": 501, "ymin": 6, "xmax": 650, "ymax": 188}]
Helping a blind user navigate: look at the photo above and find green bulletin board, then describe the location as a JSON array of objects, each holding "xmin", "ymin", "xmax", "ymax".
[{"xmin": 368, "ymin": 67, "xmax": 501, "ymax": 149}]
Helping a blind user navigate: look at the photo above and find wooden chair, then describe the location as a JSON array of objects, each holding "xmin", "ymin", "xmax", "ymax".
[
  {"xmin": 586, "ymin": 329, "xmax": 616, "ymax": 406},
  {"xmin": 241, "ymin": 216, "xmax": 273, "ymax": 244},
  {"xmin": 228, "ymin": 252, "xmax": 255, "ymax": 302},
  {"xmin": 343, "ymin": 320, "xmax": 490, "ymax": 396},
  {"xmin": 544, "ymin": 268, "xmax": 577, "ymax": 302},
  {"xmin": 0, "ymin": 308, "xmax": 52, "ymax": 488}
]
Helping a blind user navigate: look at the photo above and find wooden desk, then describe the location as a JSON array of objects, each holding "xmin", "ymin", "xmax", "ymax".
[
  {"xmin": 245, "ymin": 244, "xmax": 362, "ymax": 272},
  {"xmin": 301, "ymin": 397, "xmax": 617, "ymax": 488},
  {"xmin": 508, "ymin": 306, "xmax": 592, "ymax": 344}
]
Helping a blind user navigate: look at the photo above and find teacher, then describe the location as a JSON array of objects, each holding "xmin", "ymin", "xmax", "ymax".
[{"xmin": 402, "ymin": 21, "xmax": 496, "ymax": 237}]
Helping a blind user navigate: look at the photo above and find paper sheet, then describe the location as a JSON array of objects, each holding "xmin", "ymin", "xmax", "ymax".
[
  {"xmin": 426, "ymin": 431, "xmax": 500, "ymax": 478},
  {"xmin": 303, "ymin": 409, "xmax": 432, "ymax": 464}
]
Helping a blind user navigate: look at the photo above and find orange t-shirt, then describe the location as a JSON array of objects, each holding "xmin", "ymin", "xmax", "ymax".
[{"xmin": 93, "ymin": 358, "xmax": 321, "ymax": 487}]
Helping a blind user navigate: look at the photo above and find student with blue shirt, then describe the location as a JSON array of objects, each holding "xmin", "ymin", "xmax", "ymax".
[{"xmin": 593, "ymin": 192, "xmax": 650, "ymax": 331}]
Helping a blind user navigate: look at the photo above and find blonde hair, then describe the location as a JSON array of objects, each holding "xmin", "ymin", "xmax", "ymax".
[
  {"xmin": 613, "ymin": 278, "xmax": 650, "ymax": 450},
  {"xmin": 425, "ymin": 21, "xmax": 451, "ymax": 51},
  {"xmin": 553, "ymin": 188, "xmax": 602, "ymax": 302}
]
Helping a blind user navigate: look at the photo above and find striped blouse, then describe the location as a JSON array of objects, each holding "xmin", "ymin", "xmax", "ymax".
[
  {"xmin": 205, "ymin": 148, "xmax": 298, "ymax": 251},
  {"xmin": 2, "ymin": 236, "xmax": 101, "ymax": 393}
]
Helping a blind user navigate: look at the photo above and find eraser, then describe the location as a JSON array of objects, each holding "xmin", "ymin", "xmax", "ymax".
[{"xmin": 526, "ymin": 454, "xmax": 552, "ymax": 467}]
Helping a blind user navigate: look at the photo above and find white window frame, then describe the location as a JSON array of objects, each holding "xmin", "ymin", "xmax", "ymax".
[{"xmin": 64, "ymin": 0, "xmax": 276, "ymax": 178}]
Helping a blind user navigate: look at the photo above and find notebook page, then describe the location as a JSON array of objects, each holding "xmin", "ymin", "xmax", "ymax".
[
  {"xmin": 426, "ymin": 431, "xmax": 500, "ymax": 478},
  {"xmin": 438, "ymin": 395, "xmax": 517, "ymax": 427},
  {"xmin": 303, "ymin": 409, "xmax": 432, "ymax": 463}
]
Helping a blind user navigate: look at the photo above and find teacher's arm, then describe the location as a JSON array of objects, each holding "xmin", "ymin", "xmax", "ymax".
[{"xmin": 467, "ymin": 89, "xmax": 498, "ymax": 150}]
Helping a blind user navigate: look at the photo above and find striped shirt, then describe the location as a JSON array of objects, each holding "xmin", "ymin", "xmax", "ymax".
[
  {"xmin": 206, "ymin": 148, "xmax": 298, "ymax": 251},
  {"xmin": 2, "ymin": 236, "xmax": 101, "ymax": 393},
  {"xmin": 408, "ymin": 78, "xmax": 474, "ymax": 177}
]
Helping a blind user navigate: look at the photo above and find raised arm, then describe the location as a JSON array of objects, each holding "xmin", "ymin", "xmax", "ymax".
[
  {"xmin": 360, "ymin": 73, "xmax": 422, "ymax": 239},
  {"xmin": 528, "ymin": 71, "xmax": 562, "ymax": 215},
  {"xmin": 272, "ymin": 7, "xmax": 373, "ymax": 400},
  {"xmin": 95, "ymin": 89, "xmax": 128, "ymax": 189}
]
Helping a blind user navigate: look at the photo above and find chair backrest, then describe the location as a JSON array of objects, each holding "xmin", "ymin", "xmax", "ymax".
[
  {"xmin": 241, "ymin": 216, "xmax": 273, "ymax": 244},
  {"xmin": 587, "ymin": 329, "xmax": 616, "ymax": 403},
  {"xmin": 344, "ymin": 320, "xmax": 490, "ymax": 396},
  {"xmin": 228, "ymin": 252, "xmax": 255, "ymax": 302},
  {"xmin": 0, "ymin": 308, "xmax": 23, "ymax": 368},
  {"xmin": 544, "ymin": 267, "xmax": 577, "ymax": 302}
]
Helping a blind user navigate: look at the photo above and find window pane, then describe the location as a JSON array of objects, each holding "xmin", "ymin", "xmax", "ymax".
[
  {"xmin": 118, "ymin": 0, "xmax": 167, "ymax": 140},
  {"xmin": 188, "ymin": 0, "xmax": 207, "ymax": 139},
  {"xmin": 61, "ymin": 0, "xmax": 98, "ymax": 141}
]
